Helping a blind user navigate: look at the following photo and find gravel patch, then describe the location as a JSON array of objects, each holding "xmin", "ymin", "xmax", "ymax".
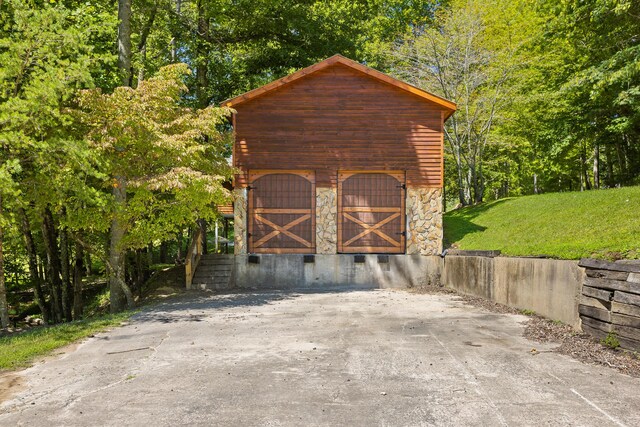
[
  {"xmin": 411, "ymin": 284, "xmax": 640, "ymax": 378},
  {"xmin": 525, "ymin": 316, "xmax": 640, "ymax": 378}
]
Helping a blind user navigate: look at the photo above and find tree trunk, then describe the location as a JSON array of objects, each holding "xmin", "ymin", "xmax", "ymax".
[
  {"xmin": 176, "ymin": 230, "xmax": 184, "ymax": 262},
  {"xmin": 137, "ymin": 2, "xmax": 158, "ymax": 83},
  {"xmin": 138, "ymin": 44, "xmax": 147, "ymax": 83},
  {"xmin": 196, "ymin": 0, "xmax": 210, "ymax": 107},
  {"xmin": 580, "ymin": 143, "xmax": 591, "ymax": 191},
  {"xmin": 41, "ymin": 206, "xmax": 63, "ymax": 323},
  {"xmin": 18, "ymin": 208, "xmax": 50, "ymax": 324},
  {"xmin": 170, "ymin": 0, "xmax": 182, "ymax": 62},
  {"xmin": 615, "ymin": 141, "xmax": 626, "ymax": 185},
  {"xmin": 85, "ymin": 251, "xmax": 92, "ymax": 276},
  {"xmin": 147, "ymin": 242, "xmax": 154, "ymax": 265},
  {"xmin": 73, "ymin": 241, "xmax": 84, "ymax": 320},
  {"xmin": 109, "ymin": 177, "xmax": 128, "ymax": 312},
  {"xmin": 0, "ymin": 196, "xmax": 9, "ymax": 329},
  {"xmin": 60, "ymin": 220, "xmax": 72, "ymax": 322},
  {"xmin": 465, "ymin": 168, "xmax": 472, "ymax": 205},
  {"xmin": 159, "ymin": 241, "xmax": 168, "ymax": 263},
  {"xmin": 593, "ymin": 142, "xmax": 600, "ymax": 189},
  {"xmin": 117, "ymin": 0, "xmax": 133, "ymax": 86},
  {"xmin": 473, "ymin": 164, "xmax": 484, "ymax": 204},
  {"xmin": 136, "ymin": 249, "xmax": 146, "ymax": 298},
  {"xmin": 605, "ymin": 144, "xmax": 615, "ymax": 187},
  {"xmin": 199, "ymin": 219, "xmax": 207, "ymax": 254},
  {"xmin": 454, "ymin": 145, "xmax": 466, "ymax": 206}
]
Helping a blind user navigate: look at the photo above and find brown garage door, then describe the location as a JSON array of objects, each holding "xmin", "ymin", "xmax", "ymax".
[
  {"xmin": 338, "ymin": 172, "xmax": 405, "ymax": 253},
  {"xmin": 248, "ymin": 171, "xmax": 315, "ymax": 253}
]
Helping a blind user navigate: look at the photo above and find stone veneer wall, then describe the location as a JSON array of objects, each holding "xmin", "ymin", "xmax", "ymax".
[
  {"xmin": 316, "ymin": 187, "xmax": 337, "ymax": 254},
  {"xmin": 233, "ymin": 188, "xmax": 247, "ymax": 254},
  {"xmin": 406, "ymin": 187, "xmax": 443, "ymax": 255}
]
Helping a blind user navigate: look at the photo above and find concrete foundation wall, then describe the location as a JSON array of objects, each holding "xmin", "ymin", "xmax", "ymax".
[
  {"xmin": 443, "ymin": 256, "xmax": 583, "ymax": 328},
  {"xmin": 232, "ymin": 254, "xmax": 442, "ymax": 290},
  {"xmin": 204, "ymin": 252, "xmax": 584, "ymax": 328}
]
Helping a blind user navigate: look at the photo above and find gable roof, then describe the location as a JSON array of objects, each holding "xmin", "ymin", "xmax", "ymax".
[{"xmin": 222, "ymin": 54, "xmax": 457, "ymax": 120}]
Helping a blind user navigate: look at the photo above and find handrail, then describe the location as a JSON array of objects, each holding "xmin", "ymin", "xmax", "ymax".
[{"xmin": 185, "ymin": 225, "xmax": 205, "ymax": 289}]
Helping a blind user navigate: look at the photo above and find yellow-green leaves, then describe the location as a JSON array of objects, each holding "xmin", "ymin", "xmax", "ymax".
[{"xmin": 76, "ymin": 64, "xmax": 234, "ymax": 250}]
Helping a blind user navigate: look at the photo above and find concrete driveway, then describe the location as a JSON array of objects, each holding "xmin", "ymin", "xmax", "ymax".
[{"xmin": 1, "ymin": 288, "xmax": 639, "ymax": 426}]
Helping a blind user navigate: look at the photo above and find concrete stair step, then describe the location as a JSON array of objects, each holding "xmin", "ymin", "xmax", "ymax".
[
  {"xmin": 195, "ymin": 273, "xmax": 231, "ymax": 281},
  {"xmin": 191, "ymin": 254, "xmax": 233, "ymax": 290},
  {"xmin": 198, "ymin": 263, "xmax": 233, "ymax": 269},
  {"xmin": 195, "ymin": 264, "xmax": 232, "ymax": 272},
  {"xmin": 194, "ymin": 269, "xmax": 232, "ymax": 277},
  {"xmin": 199, "ymin": 254, "xmax": 233, "ymax": 261}
]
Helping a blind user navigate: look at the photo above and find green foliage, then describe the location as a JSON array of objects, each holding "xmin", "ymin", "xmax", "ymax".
[
  {"xmin": 505, "ymin": 0, "xmax": 640, "ymax": 193},
  {"xmin": 0, "ymin": 311, "xmax": 132, "ymax": 370},
  {"xmin": 83, "ymin": 288, "xmax": 111, "ymax": 317},
  {"xmin": 444, "ymin": 186, "xmax": 640, "ymax": 259},
  {"xmin": 601, "ymin": 332, "xmax": 620, "ymax": 350},
  {"xmin": 74, "ymin": 64, "xmax": 234, "ymax": 250},
  {"xmin": 0, "ymin": 0, "xmax": 116, "ymax": 238},
  {"xmin": 388, "ymin": 0, "xmax": 543, "ymax": 205}
]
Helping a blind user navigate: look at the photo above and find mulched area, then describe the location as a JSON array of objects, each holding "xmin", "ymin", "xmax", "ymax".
[{"xmin": 410, "ymin": 284, "xmax": 640, "ymax": 378}]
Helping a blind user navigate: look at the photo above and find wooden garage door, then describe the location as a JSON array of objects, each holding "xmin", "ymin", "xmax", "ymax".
[
  {"xmin": 248, "ymin": 171, "xmax": 315, "ymax": 253},
  {"xmin": 338, "ymin": 172, "xmax": 405, "ymax": 253}
]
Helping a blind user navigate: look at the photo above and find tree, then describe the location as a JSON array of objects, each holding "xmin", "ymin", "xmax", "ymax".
[
  {"xmin": 0, "ymin": 0, "xmax": 116, "ymax": 323},
  {"xmin": 534, "ymin": 0, "xmax": 640, "ymax": 191},
  {"xmin": 75, "ymin": 63, "xmax": 233, "ymax": 312},
  {"xmin": 388, "ymin": 0, "xmax": 541, "ymax": 205},
  {"xmin": 0, "ymin": 192, "xmax": 12, "ymax": 329}
]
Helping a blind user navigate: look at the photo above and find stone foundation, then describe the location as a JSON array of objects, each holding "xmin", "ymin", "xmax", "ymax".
[
  {"xmin": 406, "ymin": 187, "xmax": 443, "ymax": 255},
  {"xmin": 316, "ymin": 187, "xmax": 337, "ymax": 254},
  {"xmin": 233, "ymin": 188, "xmax": 247, "ymax": 254}
]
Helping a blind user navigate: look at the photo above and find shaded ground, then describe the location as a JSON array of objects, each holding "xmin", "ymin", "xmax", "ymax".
[{"xmin": 2, "ymin": 288, "xmax": 640, "ymax": 426}]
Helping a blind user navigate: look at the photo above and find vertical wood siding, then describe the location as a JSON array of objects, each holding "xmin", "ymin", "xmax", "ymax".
[{"xmin": 233, "ymin": 63, "xmax": 444, "ymax": 188}]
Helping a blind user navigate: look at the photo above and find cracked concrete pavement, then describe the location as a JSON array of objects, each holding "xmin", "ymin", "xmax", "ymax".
[{"xmin": 1, "ymin": 288, "xmax": 640, "ymax": 426}]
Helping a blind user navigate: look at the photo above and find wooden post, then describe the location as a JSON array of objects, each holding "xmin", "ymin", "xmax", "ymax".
[
  {"xmin": 185, "ymin": 225, "xmax": 204, "ymax": 289},
  {"xmin": 215, "ymin": 221, "xmax": 219, "ymax": 252}
]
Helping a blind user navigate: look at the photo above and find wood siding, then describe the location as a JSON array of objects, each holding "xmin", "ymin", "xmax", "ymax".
[{"xmin": 233, "ymin": 63, "xmax": 444, "ymax": 188}]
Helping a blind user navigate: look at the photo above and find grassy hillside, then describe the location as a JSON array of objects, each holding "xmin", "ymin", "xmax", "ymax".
[{"xmin": 444, "ymin": 186, "xmax": 640, "ymax": 260}]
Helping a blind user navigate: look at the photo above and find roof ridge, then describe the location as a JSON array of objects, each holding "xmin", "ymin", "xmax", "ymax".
[{"xmin": 222, "ymin": 55, "xmax": 456, "ymax": 119}]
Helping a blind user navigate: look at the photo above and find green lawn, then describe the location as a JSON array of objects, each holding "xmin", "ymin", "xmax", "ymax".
[
  {"xmin": 0, "ymin": 312, "xmax": 133, "ymax": 371},
  {"xmin": 444, "ymin": 186, "xmax": 640, "ymax": 260}
]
